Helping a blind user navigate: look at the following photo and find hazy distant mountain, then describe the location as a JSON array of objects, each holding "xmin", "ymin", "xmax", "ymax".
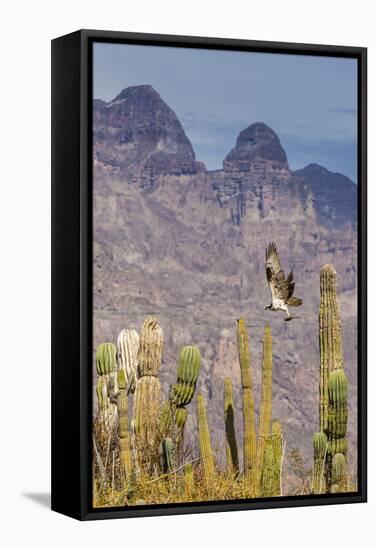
[
  {"xmin": 294, "ymin": 163, "xmax": 357, "ymax": 229},
  {"xmin": 93, "ymin": 85, "xmax": 358, "ymax": 481}
]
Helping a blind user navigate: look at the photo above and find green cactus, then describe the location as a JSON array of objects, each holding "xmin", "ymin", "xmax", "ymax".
[
  {"xmin": 96, "ymin": 342, "xmax": 116, "ymax": 376},
  {"xmin": 237, "ymin": 319, "xmax": 257, "ymax": 480},
  {"xmin": 330, "ymin": 453, "xmax": 347, "ymax": 493},
  {"xmin": 312, "ymin": 431, "xmax": 328, "ymax": 494},
  {"xmin": 160, "ymin": 346, "xmax": 201, "ymax": 442},
  {"xmin": 319, "ymin": 265, "xmax": 344, "ymax": 432},
  {"xmin": 224, "ymin": 378, "xmax": 239, "ymax": 476},
  {"xmin": 197, "ymin": 394, "xmax": 215, "ymax": 480},
  {"xmin": 117, "ymin": 329, "xmax": 140, "ymax": 393},
  {"xmin": 255, "ymin": 326, "xmax": 273, "ymax": 490},
  {"xmin": 316, "ymin": 265, "xmax": 348, "ymax": 492},
  {"xmin": 260, "ymin": 420, "xmax": 283, "ymax": 497},
  {"xmin": 138, "ymin": 317, "xmax": 163, "ymax": 377},
  {"xmin": 117, "ymin": 368, "xmax": 132, "ymax": 485},
  {"xmin": 160, "ymin": 437, "xmax": 174, "ymax": 473}
]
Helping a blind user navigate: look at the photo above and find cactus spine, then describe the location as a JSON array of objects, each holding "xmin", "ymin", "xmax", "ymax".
[
  {"xmin": 117, "ymin": 329, "xmax": 140, "ymax": 393},
  {"xmin": 317, "ymin": 265, "xmax": 348, "ymax": 492},
  {"xmin": 237, "ymin": 319, "xmax": 257, "ymax": 480},
  {"xmin": 224, "ymin": 378, "xmax": 239, "ymax": 475},
  {"xmin": 133, "ymin": 318, "xmax": 163, "ymax": 465},
  {"xmin": 196, "ymin": 394, "xmax": 214, "ymax": 480},
  {"xmin": 255, "ymin": 326, "xmax": 273, "ymax": 489},
  {"xmin": 117, "ymin": 368, "xmax": 132, "ymax": 484}
]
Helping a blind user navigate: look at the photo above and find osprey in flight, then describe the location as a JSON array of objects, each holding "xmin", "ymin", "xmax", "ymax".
[{"xmin": 265, "ymin": 242, "xmax": 303, "ymax": 321}]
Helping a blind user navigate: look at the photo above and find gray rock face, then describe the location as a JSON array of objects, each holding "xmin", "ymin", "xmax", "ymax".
[
  {"xmin": 224, "ymin": 122, "xmax": 288, "ymax": 171},
  {"xmin": 93, "ymin": 85, "xmax": 358, "ymax": 483},
  {"xmin": 93, "ymin": 85, "xmax": 204, "ymax": 184},
  {"xmin": 294, "ymin": 163, "xmax": 357, "ymax": 229}
]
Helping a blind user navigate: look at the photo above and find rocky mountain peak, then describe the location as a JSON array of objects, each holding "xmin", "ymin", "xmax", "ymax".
[
  {"xmin": 224, "ymin": 122, "xmax": 288, "ymax": 171},
  {"xmin": 93, "ymin": 84, "xmax": 204, "ymax": 182}
]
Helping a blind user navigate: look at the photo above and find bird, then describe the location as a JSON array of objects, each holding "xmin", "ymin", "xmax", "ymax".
[{"xmin": 264, "ymin": 242, "xmax": 303, "ymax": 321}]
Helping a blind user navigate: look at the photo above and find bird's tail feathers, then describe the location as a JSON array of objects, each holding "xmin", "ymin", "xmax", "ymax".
[{"xmin": 288, "ymin": 296, "xmax": 303, "ymax": 307}]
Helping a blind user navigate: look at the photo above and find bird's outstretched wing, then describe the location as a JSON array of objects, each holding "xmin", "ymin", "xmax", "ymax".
[{"xmin": 265, "ymin": 242, "xmax": 295, "ymax": 302}]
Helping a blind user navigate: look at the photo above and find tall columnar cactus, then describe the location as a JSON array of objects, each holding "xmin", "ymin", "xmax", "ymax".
[
  {"xmin": 317, "ymin": 265, "xmax": 348, "ymax": 492},
  {"xmin": 319, "ymin": 265, "xmax": 344, "ymax": 432},
  {"xmin": 133, "ymin": 317, "xmax": 163, "ymax": 465},
  {"xmin": 138, "ymin": 317, "xmax": 163, "ymax": 377},
  {"xmin": 117, "ymin": 369, "xmax": 132, "ymax": 484},
  {"xmin": 196, "ymin": 394, "xmax": 215, "ymax": 480},
  {"xmin": 255, "ymin": 326, "xmax": 273, "ymax": 489},
  {"xmin": 260, "ymin": 420, "xmax": 283, "ymax": 498},
  {"xmin": 95, "ymin": 343, "xmax": 118, "ymax": 428},
  {"xmin": 224, "ymin": 378, "xmax": 239, "ymax": 476},
  {"xmin": 312, "ymin": 431, "xmax": 328, "ymax": 494},
  {"xmin": 134, "ymin": 376, "xmax": 162, "ymax": 447},
  {"xmin": 93, "ymin": 343, "xmax": 118, "ymax": 488},
  {"xmin": 160, "ymin": 346, "xmax": 201, "ymax": 439},
  {"xmin": 237, "ymin": 319, "xmax": 257, "ymax": 480},
  {"xmin": 117, "ymin": 329, "xmax": 140, "ymax": 393}
]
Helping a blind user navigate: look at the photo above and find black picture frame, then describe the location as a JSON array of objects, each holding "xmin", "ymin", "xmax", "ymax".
[{"xmin": 51, "ymin": 29, "xmax": 367, "ymax": 521}]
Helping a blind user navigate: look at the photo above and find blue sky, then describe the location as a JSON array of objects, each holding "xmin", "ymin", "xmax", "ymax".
[{"xmin": 93, "ymin": 43, "xmax": 358, "ymax": 181}]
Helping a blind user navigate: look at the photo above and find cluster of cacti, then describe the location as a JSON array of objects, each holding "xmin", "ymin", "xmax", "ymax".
[
  {"xmin": 224, "ymin": 378, "xmax": 239, "ymax": 476},
  {"xmin": 92, "ymin": 262, "xmax": 354, "ymax": 506},
  {"xmin": 196, "ymin": 393, "xmax": 215, "ymax": 480},
  {"xmin": 237, "ymin": 319, "xmax": 257, "ymax": 480},
  {"xmin": 313, "ymin": 264, "xmax": 348, "ymax": 493},
  {"xmin": 236, "ymin": 320, "xmax": 282, "ymax": 496},
  {"xmin": 134, "ymin": 318, "xmax": 163, "ymax": 461}
]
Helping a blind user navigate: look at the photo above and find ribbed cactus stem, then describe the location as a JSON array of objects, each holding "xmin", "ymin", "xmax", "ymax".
[
  {"xmin": 117, "ymin": 329, "xmax": 140, "ymax": 393},
  {"xmin": 317, "ymin": 264, "xmax": 348, "ymax": 492},
  {"xmin": 134, "ymin": 376, "xmax": 161, "ymax": 449},
  {"xmin": 260, "ymin": 420, "xmax": 283, "ymax": 497},
  {"xmin": 237, "ymin": 319, "xmax": 257, "ymax": 479},
  {"xmin": 139, "ymin": 317, "xmax": 163, "ymax": 377},
  {"xmin": 117, "ymin": 369, "xmax": 132, "ymax": 484},
  {"xmin": 312, "ymin": 431, "xmax": 328, "ymax": 494},
  {"xmin": 160, "ymin": 437, "xmax": 174, "ymax": 473},
  {"xmin": 196, "ymin": 394, "xmax": 215, "ymax": 480},
  {"xmin": 319, "ymin": 265, "xmax": 344, "ymax": 433},
  {"xmin": 224, "ymin": 378, "xmax": 239, "ymax": 475},
  {"xmin": 96, "ymin": 342, "xmax": 116, "ymax": 376},
  {"xmin": 255, "ymin": 326, "xmax": 273, "ymax": 489},
  {"xmin": 331, "ymin": 453, "xmax": 346, "ymax": 493}
]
